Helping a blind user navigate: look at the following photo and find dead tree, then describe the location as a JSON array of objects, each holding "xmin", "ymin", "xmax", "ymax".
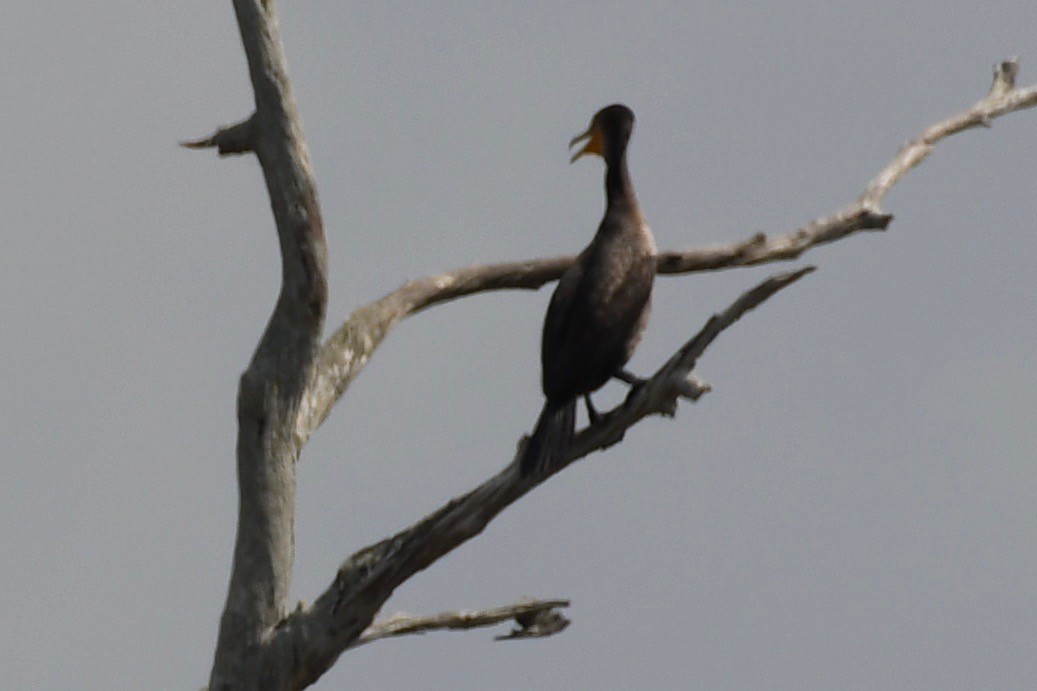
[{"xmin": 184, "ymin": 2, "xmax": 1037, "ymax": 688}]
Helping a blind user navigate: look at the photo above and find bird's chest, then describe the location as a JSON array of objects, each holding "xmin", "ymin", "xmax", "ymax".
[{"xmin": 583, "ymin": 227, "xmax": 655, "ymax": 308}]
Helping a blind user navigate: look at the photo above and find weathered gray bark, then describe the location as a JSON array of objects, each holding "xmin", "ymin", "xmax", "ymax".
[
  {"xmin": 201, "ymin": 1, "xmax": 328, "ymax": 688},
  {"xmin": 186, "ymin": 3, "xmax": 1037, "ymax": 687}
]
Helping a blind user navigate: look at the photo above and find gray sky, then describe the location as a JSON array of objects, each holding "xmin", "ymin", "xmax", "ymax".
[{"xmin": 2, "ymin": 2, "xmax": 1036, "ymax": 689}]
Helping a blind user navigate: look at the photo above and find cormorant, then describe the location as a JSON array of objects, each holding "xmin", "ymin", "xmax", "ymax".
[{"xmin": 520, "ymin": 104, "xmax": 656, "ymax": 476}]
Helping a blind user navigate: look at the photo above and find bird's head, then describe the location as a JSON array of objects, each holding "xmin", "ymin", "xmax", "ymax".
[{"xmin": 569, "ymin": 104, "xmax": 635, "ymax": 164}]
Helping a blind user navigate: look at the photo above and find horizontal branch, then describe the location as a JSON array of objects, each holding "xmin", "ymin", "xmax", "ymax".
[
  {"xmin": 351, "ymin": 598, "xmax": 571, "ymax": 648},
  {"xmin": 275, "ymin": 266, "xmax": 813, "ymax": 688},
  {"xmin": 296, "ymin": 60, "xmax": 1037, "ymax": 445}
]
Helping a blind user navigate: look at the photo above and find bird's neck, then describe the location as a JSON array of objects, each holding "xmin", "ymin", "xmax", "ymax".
[{"xmin": 603, "ymin": 152, "xmax": 639, "ymax": 215}]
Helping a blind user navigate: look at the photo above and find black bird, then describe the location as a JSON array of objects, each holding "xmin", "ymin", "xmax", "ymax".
[{"xmin": 520, "ymin": 104, "xmax": 656, "ymax": 476}]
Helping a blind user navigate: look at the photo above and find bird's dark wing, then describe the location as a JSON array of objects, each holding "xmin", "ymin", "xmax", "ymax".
[
  {"xmin": 540, "ymin": 251, "xmax": 586, "ymax": 400},
  {"xmin": 541, "ymin": 242, "xmax": 654, "ymax": 401}
]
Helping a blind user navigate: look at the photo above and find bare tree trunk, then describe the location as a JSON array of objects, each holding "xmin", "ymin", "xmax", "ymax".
[{"xmin": 200, "ymin": 1, "xmax": 328, "ymax": 687}]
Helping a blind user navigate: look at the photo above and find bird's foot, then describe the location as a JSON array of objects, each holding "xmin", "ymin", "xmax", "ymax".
[
  {"xmin": 617, "ymin": 369, "xmax": 649, "ymax": 406},
  {"xmin": 584, "ymin": 395, "xmax": 603, "ymax": 426},
  {"xmin": 615, "ymin": 368, "xmax": 648, "ymax": 387}
]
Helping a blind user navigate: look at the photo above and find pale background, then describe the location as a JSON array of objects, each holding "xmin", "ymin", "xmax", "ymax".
[{"xmin": 2, "ymin": 3, "xmax": 1036, "ymax": 689}]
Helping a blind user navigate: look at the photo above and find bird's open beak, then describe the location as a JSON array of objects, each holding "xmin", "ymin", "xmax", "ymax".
[{"xmin": 569, "ymin": 123, "xmax": 603, "ymax": 163}]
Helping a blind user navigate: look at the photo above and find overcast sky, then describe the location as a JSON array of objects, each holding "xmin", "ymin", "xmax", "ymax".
[{"xmin": 2, "ymin": 2, "xmax": 1036, "ymax": 689}]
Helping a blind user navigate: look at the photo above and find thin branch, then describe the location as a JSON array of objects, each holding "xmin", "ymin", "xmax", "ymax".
[
  {"xmin": 861, "ymin": 59, "xmax": 1034, "ymax": 203},
  {"xmin": 297, "ymin": 61, "xmax": 1037, "ymax": 444},
  {"xmin": 182, "ymin": 115, "xmax": 256, "ymax": 155},
  {"xmin": 351, "ymin": 599, "xmax": 571, "ymax": 648},
  {"xmin": 277, "ymin": 267, "xmax": 813, "ymax": 688}
]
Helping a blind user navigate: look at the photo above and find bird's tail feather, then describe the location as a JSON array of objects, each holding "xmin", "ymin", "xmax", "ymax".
[{"xmin": 520, "ymin": 399, "xmax": 576, "ymax": 477}]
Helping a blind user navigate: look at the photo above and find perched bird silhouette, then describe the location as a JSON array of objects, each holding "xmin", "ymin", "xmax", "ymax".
[{"xmin": 520, "ymin": 104, "xmax": 656, "ymax": 476}]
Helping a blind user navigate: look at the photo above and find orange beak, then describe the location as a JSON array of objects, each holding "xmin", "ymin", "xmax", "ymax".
[{"xmin": 569, "ymin": 122, "xmax": 603, "ymax": 163}]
